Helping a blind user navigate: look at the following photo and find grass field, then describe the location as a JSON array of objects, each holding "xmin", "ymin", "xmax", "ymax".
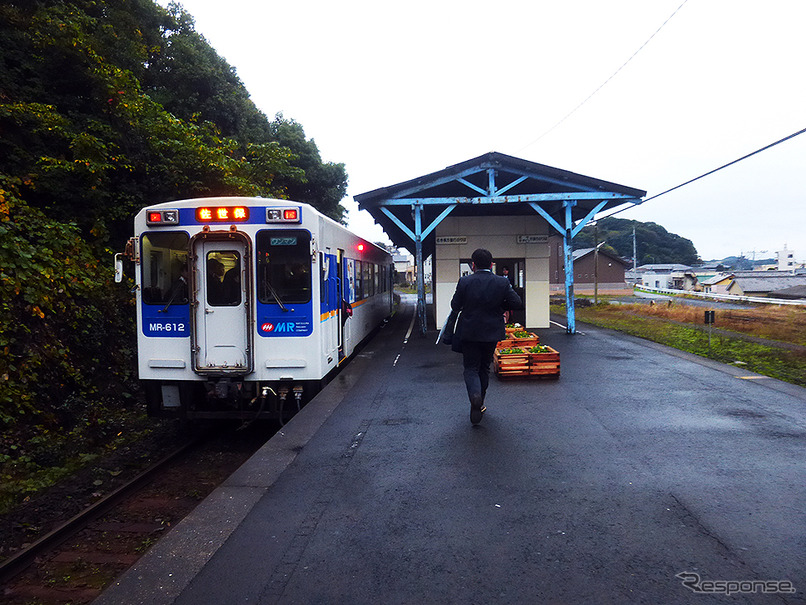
[{"xmin": 559, "ymin": 299, "xmax": 806, "ymax": 388}]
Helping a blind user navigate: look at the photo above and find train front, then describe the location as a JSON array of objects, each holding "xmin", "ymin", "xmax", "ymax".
[{"xmin": 127, "ymin": 198, "xmax": 325, "ymax": 421}]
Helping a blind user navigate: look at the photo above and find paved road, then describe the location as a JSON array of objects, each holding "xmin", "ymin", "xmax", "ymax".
[{"xmin": 98, "ymin": 299, "xmax": 806, "ymax": 604}]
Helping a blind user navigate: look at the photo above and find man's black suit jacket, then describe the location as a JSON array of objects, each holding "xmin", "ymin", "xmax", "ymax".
[{"xmin": 450, "ymin": 269, "xmax": 522, "ymax": 344}]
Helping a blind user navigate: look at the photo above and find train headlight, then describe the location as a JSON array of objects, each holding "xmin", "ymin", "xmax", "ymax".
[
  {"xmin": 266, "ymin": 207, "xmax": 302, "ymax": 223},
  {"xmin": 146, "ymin": 209, "xmax": 179, "ymax": 225}
]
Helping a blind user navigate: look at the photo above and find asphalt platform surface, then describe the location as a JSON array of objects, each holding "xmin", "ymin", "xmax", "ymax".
[{"xmin": 97, "ymin": 296, "xmax": 806, "ymax": 604}]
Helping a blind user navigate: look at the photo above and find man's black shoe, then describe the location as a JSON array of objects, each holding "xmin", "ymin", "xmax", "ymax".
[{"xmin": 470, "ymin": 394, "xmax": 483, "ymax": 425}]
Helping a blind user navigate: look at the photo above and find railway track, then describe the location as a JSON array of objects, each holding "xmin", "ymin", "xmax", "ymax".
[{"xmin": 0, "ymin": 422, "xmax": 273, "ymax": 604}]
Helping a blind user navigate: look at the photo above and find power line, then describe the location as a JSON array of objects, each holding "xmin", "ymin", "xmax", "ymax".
[
  {"xmin": 518, "ymin": 0, "xmax": 690, "ymax": 153},
  {"xmin": 599, "ymin": 125, "xmax": 806, "ymax": 219}
]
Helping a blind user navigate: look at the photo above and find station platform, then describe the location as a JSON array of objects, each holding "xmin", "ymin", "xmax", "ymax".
[{"xmin": 96, "ymin": 296, "xmax": 806, "ymax": 604}]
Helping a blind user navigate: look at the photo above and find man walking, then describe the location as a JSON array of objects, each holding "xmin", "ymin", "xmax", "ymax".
[{"xmin": 450, "ymin": 249, "xmax": 522, "ymax": 425}]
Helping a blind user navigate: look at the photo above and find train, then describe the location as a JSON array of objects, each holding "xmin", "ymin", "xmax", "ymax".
[{"xmin": 116, "ymin": 197, "xmax": 394, "ymax": 421}]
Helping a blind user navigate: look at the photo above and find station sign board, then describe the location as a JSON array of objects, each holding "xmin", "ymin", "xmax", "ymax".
[{"xmin": 516, "ymin": 235, "xmax": 549, "ymax": 244}]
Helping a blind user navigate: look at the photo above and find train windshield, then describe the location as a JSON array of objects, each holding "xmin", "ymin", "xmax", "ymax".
[
  {"xmin": 141, "ymin": 232, "xmax": 189, "ymax": 305},
  {"xmin": 256, "ymin": 230, "xmax": 311, "ymax": 305}
]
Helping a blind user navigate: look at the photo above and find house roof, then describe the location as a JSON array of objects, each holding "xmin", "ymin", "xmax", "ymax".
[
  {"xmin": 733, "ymin": 270, "xmax": 800, "ymax": 277},
  {"xmin": 636, "ymin": 264, "xmax": 693, "ymax": 273},
  {"xmin": 354, "ymin": 152, "xmax": 646, "ymax": 257},
  {"xmin": 768, "ymin": 285, "xmax": 806, "ymax": 299},
  {"xmin": 572, "ymin": 247, "xmax": 631, "ymax": 266},
  {"xmin": 702, "ymin": 273, "xmax": 734, "ymax": 285},
  {"xmin": 733, "ymin": 275, "xmax": 806, "ymax": 293}
]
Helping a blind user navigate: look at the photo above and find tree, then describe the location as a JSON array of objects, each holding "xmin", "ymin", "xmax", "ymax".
[
  {"xmin": 0, "ymin": 1, "xmax": 348, "ymax": 249},
  {"xmin": 141, "ymin": 5, "xmax": 348, "ymax": 220},
  {"xmin": 142, "ymin": 3, "xmax": 274, "ymax": 147},
  {"xmin": 267, "ymin": 117, "xmax": 348, "ymax": 222},
  {"xmin": 575, "ymin": 217, "xmax": 699, "ymax": 266}
]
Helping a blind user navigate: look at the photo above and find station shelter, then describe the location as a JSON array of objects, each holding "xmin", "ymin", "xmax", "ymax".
[{"xmin": 355, "ymin": 152, "xmax": 645, "ymax": 335}]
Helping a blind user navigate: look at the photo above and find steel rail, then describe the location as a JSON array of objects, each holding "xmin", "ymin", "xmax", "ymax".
[{"xmin": 0, "ymin": 435, "xmax": 206, "ymax": 585}]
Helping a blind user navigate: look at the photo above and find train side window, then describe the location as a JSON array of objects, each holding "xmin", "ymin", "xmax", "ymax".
[
  {"xmin": 256, "ymin": 230, "xmax": 311, "ymax": 305},
  {"xmin": 346, "ymin": 258, "xmax": 355, "ymax": 303},
  {"xmin": 320, "ymin": 252, "xmax": 329, "ymax": 305},
  {"xmin": 354, "ymin": 260, "xmax": 363, "ymax": 300},
  {"xmin": 141, "ymin": 232, "xmax": 189, "ymax": 305},
  {"xmin": 362, "ymin": 262, "xmax": 372, "ymax": 298}
]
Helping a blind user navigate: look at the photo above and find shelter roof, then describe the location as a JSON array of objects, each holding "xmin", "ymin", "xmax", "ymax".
[{"xmin": 355, "ymin": 152, "xmax": 646, "ymax": 256}]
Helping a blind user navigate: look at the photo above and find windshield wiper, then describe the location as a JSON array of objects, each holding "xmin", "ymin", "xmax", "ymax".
[
  {"xmin": 263, "ymin": 278, "xmax": 289, "ymax": 312},
  {"xmin": 159, "ymin": 276, "xmax": 187, "ymax": 313}
]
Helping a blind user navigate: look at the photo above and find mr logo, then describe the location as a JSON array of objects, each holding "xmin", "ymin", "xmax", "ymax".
[{"xmin": 261, "ymin": 322, "xmax": 296, "ymax": 333}]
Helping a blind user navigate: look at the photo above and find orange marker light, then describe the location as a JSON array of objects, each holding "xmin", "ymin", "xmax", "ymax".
[
  {"xmin": 283, "ymin": 208, "xmax": 298, "ymax": 221},
  {"xmin": 357, "ymin": 243, "xmax": 365, "ymax": 252},
  {"xmin": 148, "ymin": 212, "xmax": 162, "ymax": 223}
]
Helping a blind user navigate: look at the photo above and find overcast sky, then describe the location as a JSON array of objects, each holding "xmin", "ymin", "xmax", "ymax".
[{"xmin": 157, "ymin": 0, "xmax": 805, "ymax": 262}]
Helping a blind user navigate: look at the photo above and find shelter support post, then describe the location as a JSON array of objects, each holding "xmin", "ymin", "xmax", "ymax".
[
  {"xmin": 529, "ymin": 199, "xmax": 610, "ymax": 335},
  {"xmin": 381, "ymin": 204, "xmax": 456, "ymax": 336},
  {"xmin": 563, "ymin": 200, "xmax": 576, "ymax": 334},
  {"xmin": 413, "ymin": 203, "xmax": 427, "ymax": 335}
]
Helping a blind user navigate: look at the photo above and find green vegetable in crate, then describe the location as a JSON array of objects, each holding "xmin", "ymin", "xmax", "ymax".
[
  {"xmin": 513, "ymin": 331, "xmax": 531, "ymax": 338},
  {"xmin": 529, "ymin": 345, "xmax": 551, "ymax": 353},
  {"xmin": 498, "ymin": 347, "xmax": 524, "ymax": 354}
]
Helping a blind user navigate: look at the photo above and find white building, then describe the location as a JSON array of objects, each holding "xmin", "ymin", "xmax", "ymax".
[
  {"xmin": 777, "ymin": 245, "xmax": 797, "ymax": 272},
  {"xmin": 634, "ymin": 264, "xmax": 693, "ymax": 289}
]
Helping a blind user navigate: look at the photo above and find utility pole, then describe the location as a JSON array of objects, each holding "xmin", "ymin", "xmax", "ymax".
[
  {"xmin": 594, "ymin": 223, "xmax": 598, "ymax": 305},
  {"xmin": 633, "ymin": 226, "xmax": 637, "ymax": 271},
  {"xmin": 749, "ymin": 249, "xmax": 767, "ymax": 264},
  {"xmin": 594, "ymin": 240, "xmax": 605, "ymax": 304}
]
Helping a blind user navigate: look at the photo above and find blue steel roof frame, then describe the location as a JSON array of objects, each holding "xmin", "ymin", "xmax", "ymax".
[
  {"xmin": 355, "ymin": 152, "xmax": 646, "ymax": 258},
  {"xmin": 354, "ymin": 152, "xmax": 646, "ymax": 335}
]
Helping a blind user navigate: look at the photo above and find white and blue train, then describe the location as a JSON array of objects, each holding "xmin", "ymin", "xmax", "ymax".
[{"xmin": 117, "ymin": 197, "xmax": 394, "ymax": 420}]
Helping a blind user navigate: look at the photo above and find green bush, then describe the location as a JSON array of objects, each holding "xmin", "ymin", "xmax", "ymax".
[{"xmin": 0, "ymin": 178, "xmax": 140, "ymax": 511}]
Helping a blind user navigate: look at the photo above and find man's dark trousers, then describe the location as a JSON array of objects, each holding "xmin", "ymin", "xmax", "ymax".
[{"xmin": 462, "ymin": 340, "xmax": 497, "ymax": 404}]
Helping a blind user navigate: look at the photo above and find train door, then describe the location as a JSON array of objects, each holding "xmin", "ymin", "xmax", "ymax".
[
  {"xmin": 193, "ymin": 238, "xmax": 251, "ymax": 372},
  {"xmin": 322, "ymin": 247, "xmax": 340, "ymax": 363},
  {"xmin": 337, "ymin": 248, "xmax": 345, "ymax": 361}
]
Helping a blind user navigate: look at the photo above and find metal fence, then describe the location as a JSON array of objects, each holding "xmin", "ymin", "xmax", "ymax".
[{"xmin": 634, "ymin": 285, "xmax": 806, "ymax": 307}]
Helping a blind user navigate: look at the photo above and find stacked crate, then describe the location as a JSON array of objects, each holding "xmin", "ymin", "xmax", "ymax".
[{"xmin": 493, "ymin": 325, "xmax": 560, "ymax": 379}]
